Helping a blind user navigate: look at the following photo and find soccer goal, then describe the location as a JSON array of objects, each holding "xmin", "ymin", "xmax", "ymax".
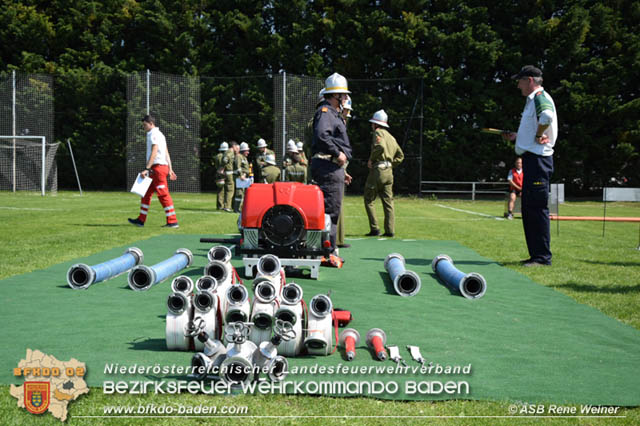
[{"xmin": 0, "ymin": 136, "xmax": 60, "ymax": 196}]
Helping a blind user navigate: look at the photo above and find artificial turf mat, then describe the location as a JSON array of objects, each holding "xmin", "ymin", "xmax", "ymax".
[{"xmin": 2, "ymin": 234, "xmax": 640, "ymax": 405}]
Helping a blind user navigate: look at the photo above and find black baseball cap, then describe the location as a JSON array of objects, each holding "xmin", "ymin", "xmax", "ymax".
[{"xmin": 511, "ymin": 65, "xmax": 542, "ymax": 79}]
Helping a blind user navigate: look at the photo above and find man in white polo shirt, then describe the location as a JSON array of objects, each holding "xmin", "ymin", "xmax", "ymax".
[
  {"xmin": 128, "ymin": 114, "xmax": 179, "ymax": 228},
  {"xmin": 503, "ymin": 66, "xmax": 557, "ymax": 266}
]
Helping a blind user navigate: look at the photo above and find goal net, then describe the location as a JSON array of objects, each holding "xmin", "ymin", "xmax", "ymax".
[{"xmin": 0, "ymin": 73, "xmax": 57, "ymax": 194}]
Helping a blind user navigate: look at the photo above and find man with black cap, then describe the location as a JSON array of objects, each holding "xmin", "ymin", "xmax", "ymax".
[
  {"xmin": 128, "ymin": 114, "xmax": 179, "ymax": 228},
  {"xmin": 503, "ymin": 65, "xmax": 558, "ymax": 266}
]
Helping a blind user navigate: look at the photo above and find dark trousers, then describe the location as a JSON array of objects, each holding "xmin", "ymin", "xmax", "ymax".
[
  {"xmin": 311, "ymin": 158, "xmax": 345, "ymax": 251},
  {"xmin": 521, "ymin": 152, "xmax": 554, "ymax": 264}
]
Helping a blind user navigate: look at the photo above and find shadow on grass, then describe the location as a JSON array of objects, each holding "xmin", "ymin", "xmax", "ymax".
[
  {"xmin": 127, "ymin": 338, "xmax": 168, "ymax": 352},
  {"xmin": 553, "ymin": 282, "xmax": 640, "ymax": 294},
  {"xmin": 76, "ymin": 224, "xmax": 129, "ymax": 227},
  {"xmin": 581, "ymin": 259, "xmax": 640, "ymax": 267},
  {"xmin": 178, "ymin": 207, "xmax": 219, "ymax": 213},
  {"xmin": 404, "ymin": 258, "xmax": 500, "ymax": 267},
  {"xmin": 378, "ymin": 271, "xmax": 395, "ymax": 295},
  {"xmin": 426, "ymin": 272, "xmax": 459, "ymax": 296}
]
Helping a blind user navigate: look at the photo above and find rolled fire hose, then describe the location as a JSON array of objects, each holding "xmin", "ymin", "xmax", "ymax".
[
  {"xmin": 431, "ymin": 254, "xmax": 487, "ymax": 299},
  {"xmin": 256, "ymin": 254, "xmax": 284, "ymax": 296},
  {"xmin": 203, "ymin": 259, "xmax": 232, "ymax": 286},
  {"xmin": 204, "ymin": 260, "xmax": 233, "ymax": 311},
  {"xmin": 256, "ymin": 254, "xmax": 282, "ymax": 278},
  {"xmin": 384, "ymin": 253, "xmax": 421, "ymax": 297},
  {"xmin": 275, "ymin": 283, "xmax": 304, "ymax": 357},
  {"xmin": 249, "ymin": 279, "xmax": 278, "ymax": 345},
  {"xmin": 193, "ymin": 290, "xmax": 218, "ymax": 352},
  {"xmin": 128, "ymin": 248, "xmax": 193, "ymax": 291},
  {"xmin": 195, "ymin": 276, "xmax": 218, "ymax": 293},
  {"xmin": 304, "ymin": 294, "xmax": 333, "ymax": 356},
  {"xmin": 224, "ymin": 284, "xmax": 251, "ymax": 327},
  {"xmin": 207, "ymin": 245, "xmax": 233, "ymax": 263},
  {"xmin": 67, "ymin": 247, "xmax": 143, "ymax": 290},
  {"xmin": 166, "ymin": 291, "xmax": 192, "ymax": 350},
  {"xmin": 171, "ymin": 275, "xmax": 194, "ymax": 294}
]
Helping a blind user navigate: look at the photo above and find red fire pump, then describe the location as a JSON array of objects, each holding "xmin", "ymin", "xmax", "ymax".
[{"xmin": 237, "ymin": 182, "xmax": 332, "ymax": 259}]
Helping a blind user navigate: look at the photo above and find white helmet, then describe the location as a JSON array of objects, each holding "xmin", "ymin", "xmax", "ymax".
[
  {"xmin": 287, "ymin": 139, "xmax": 298, "ymax": 153},
  {"xmin": 296, "ymin": 141, "xmax": 303, "ymax": 151},
  {"xmin": 219, "ymin": 142, "xmax": 228, "ymax": 151},
  {"xmin": 323, "ymin": 73, "xmax": 350, "ymax": 94},
  {"xmin": 369, "ymin": 109, "xmax": 389, "ymax": 128},
  {"xmin": 239, "ymin": 142, "xmax": 249, "ymax": 152},
  {"xmin": 343, "ymin": 95, "xmax": 352, "ymax": 110},
  {"xmin": 343, "ymin": 95, "xmax": 353, "ymax": 118},
  {"xmin": 316, "ymin": 88, "xmax": 326, "ymax": 105},
  {"xmin": 257, "ymin": 138, "xmax": 267, "ymax": 148},
  {"xmin": 265, "ymin": 154, "xmax": 276, "ymax": 166}
]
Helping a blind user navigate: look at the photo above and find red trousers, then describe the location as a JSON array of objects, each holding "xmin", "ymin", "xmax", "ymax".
[{"xmin": 137, "ymin": 164, "xmax": 177, "ymax": 224}]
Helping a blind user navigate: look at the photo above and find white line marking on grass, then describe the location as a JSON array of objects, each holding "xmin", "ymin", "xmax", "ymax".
[
  {"xmin": 0, "ymin": 206, "xmax": 66, "ymax": 211},
  {"xmin": 435, "ymin": 204, "xmax": 504, "ymax": 220}
]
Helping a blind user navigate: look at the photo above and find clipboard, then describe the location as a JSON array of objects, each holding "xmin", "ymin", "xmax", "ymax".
[{"xmin": 130, "ymin": 173, "xmax": 152, "ymax": 197}]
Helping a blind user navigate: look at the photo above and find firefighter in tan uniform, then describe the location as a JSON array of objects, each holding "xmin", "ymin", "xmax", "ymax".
[
  {"xmin": 284, "ymin": 139, "xmax": 308, "ymax": 168},
  {"xmin": 253, "ymin": 138, "xmax": 275, "ymax": 183},
  {"xmin": 214, "ymin": 142, "xmax": 229, "ymax": 210},
  {"xmin": 364, "ymin": 109, "xmax": 404, "ymax": 237},
  {"xmin": 337, "ymin": 95, "xmax": 353, "ymax": 248},
  {"xmin": 221, "ymin": 141, "xmax": 237, "ymax": 212},
  {"xmin": 284, "ymin": 145, "xmax": 307, "ymax": 183},
  {"xmin": 233, "ymin": 142, "xmax": 251, "ymax": 212},
  {"xmin": 262, "ymin": 154, "xmax": 281, "ymax": 183}
]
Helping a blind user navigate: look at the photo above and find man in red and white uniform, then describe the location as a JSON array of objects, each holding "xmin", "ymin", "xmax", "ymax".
[
  {"xmin": 128, "ymin": 114, "xmax": 179, "ymax": 228},
  {"xmin": 506, "ymin": 157, "xmax": 523, "ymax": 220}
]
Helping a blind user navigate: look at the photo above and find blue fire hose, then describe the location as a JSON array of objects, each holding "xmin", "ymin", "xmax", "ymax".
[
  {"xmin": 67, "ymin": 247, "xmax": 144, "ymax": 290},
  {"xmin": 383, "ymin": 253, "xmax": 421, "ymax": 297},
  {"xmin": 128, "ymin": 248, "xmax": 193, "ymax": 291},
  {"xmin": 431, "ymin": 254, "xmax": 486, "ymax": 299}
]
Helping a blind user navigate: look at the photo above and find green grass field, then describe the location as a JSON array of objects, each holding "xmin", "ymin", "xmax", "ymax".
[{"xmin": 1, "ymin": 190, "xmax": 639, "ymax": 425}]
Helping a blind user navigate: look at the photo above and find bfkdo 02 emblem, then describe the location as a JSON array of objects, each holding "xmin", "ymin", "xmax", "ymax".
[{"xmin": 24, "ymin": 382, "xmax": 50, "ymax": 415}]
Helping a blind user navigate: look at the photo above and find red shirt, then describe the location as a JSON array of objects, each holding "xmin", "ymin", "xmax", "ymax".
[{"xmin": 508, "ymin": 168, "xmax": 523, "ymax": 191}]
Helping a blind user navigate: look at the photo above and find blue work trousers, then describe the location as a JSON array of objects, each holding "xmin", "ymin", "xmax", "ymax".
[{"xmin": 521, "ymin": 152, "xmax": 554, "ymax": 264}]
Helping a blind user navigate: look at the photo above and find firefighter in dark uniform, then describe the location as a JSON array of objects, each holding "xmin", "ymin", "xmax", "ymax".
[
  {"xmin": 364, "ymin": 109, "xmax": 404, "ymax": 237},
  {"xmin": 311, "ymin": 73, "xmax": 352, "ymax": 252},
  {"xmin": 214, "ymin": 142, "xmax": 228, "ymax": 210}
]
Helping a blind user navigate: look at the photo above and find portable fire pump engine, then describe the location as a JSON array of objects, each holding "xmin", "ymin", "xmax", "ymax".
[{"xmin": 236, "ymin": 182, "xmax": 332, "ymax": 259}]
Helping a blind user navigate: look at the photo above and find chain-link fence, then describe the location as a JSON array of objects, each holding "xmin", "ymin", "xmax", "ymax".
[
  {"xmin": 127, "ymin": 71, "xmax": 200, "ymax": 193},
  {"xmin": 273, "ymin": 74, "xmax": 424, "ymax": 193},
  {"xmin": 0, "ymin": 72, "xmax": 57, "ymax": 194},
  {"xmin": 273, "ymin": 73, "xmax": 323, "ymax": 168},
  {"xmin": 0, "ymin": 70, "xmax": 427, "ymax": 195}
]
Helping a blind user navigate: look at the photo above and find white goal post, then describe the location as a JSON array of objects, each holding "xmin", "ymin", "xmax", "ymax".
[{"xmin": 0, "ymin": 135, "xmax": 48, "ymax": 196}]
